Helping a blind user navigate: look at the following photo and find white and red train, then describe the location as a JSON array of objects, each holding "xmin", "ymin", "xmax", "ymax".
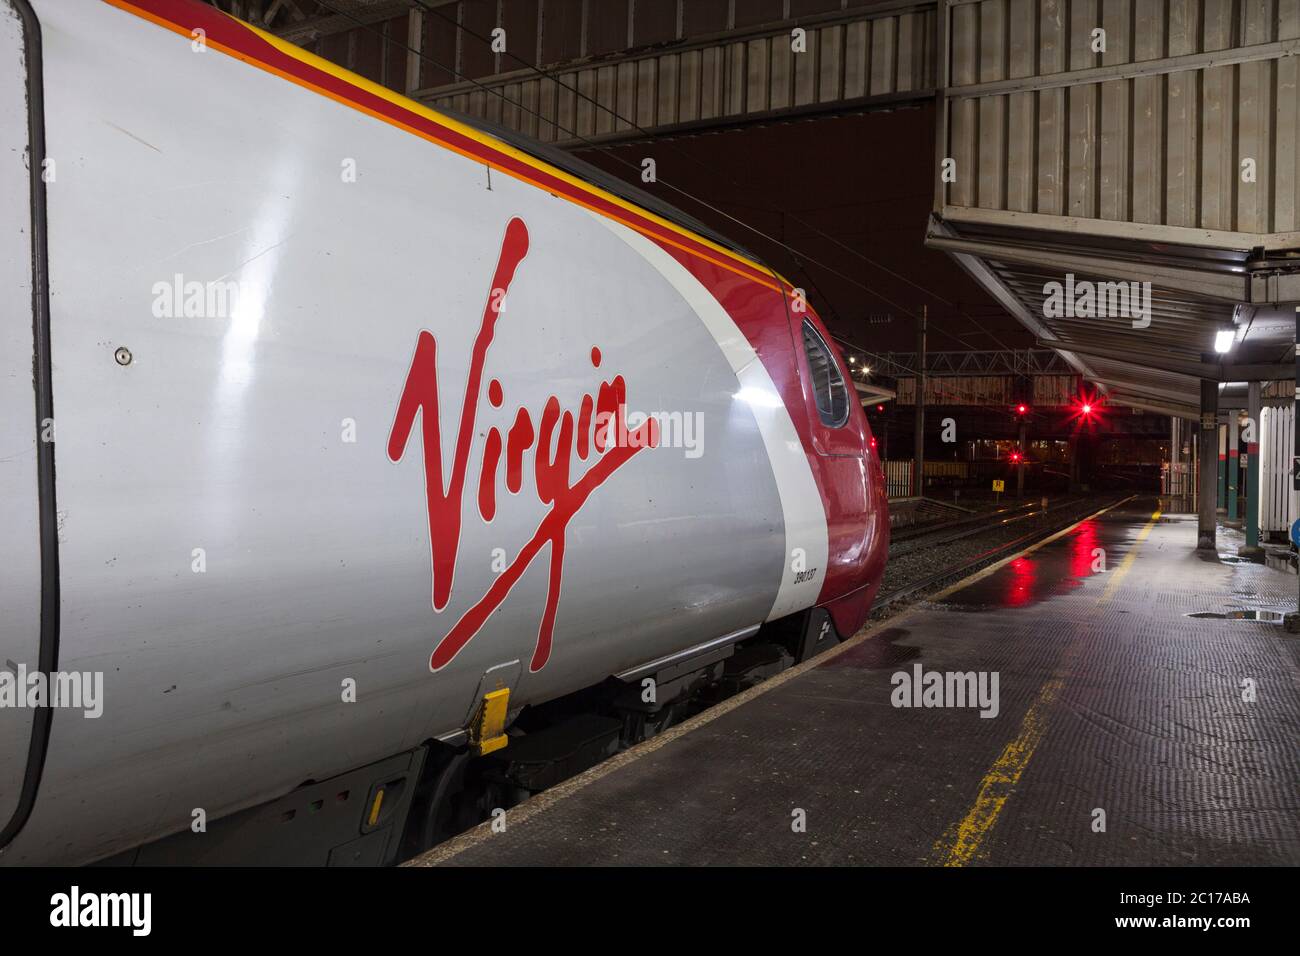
[{"xmin": 0, "ymin": 0, "xmax": 888, "ymax": 865}]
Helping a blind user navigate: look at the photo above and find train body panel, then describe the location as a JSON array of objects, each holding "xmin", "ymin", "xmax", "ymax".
[
  {"xmin": 643, "ymin": 235, "xmax": 888, "ymax": 627},
  {"xmin": 0, "ymin": 0, "xmax": 887, "ymax": 865},
  {"xmin": 0, "ymin": 0, "xmax": 44, "ymax": 834}
]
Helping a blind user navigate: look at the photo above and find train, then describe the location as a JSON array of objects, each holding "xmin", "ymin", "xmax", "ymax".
[{"xmin": 0, "ymin": 0, "xmax": 888, "ymax": 866}]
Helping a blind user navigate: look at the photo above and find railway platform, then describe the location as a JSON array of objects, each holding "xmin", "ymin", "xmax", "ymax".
[{"xmin": 410, "ymin": 499, "xmax": 1300, "ymax": 867}]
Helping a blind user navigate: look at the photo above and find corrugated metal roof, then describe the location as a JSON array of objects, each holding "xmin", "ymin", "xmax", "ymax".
[
  {"xmin": 927, "ymin": 0, "xmax": 1298, "ymax": 418},
  {"xmin": 926, "ymin": 214, "xmax": 1296, "ymax": 419}
]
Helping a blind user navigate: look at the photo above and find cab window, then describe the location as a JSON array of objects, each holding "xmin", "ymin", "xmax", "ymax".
[{"xmin": 800, "ymin": 319, "xmax": 849, "ymax": 428}]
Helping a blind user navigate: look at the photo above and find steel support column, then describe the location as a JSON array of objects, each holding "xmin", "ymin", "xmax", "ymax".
[
  {"xmin": 912, "ymin": 307, "xmax": 926, "ymax": 498},
  {"xmin": 1227, "ymin": 415, "xmax": 1240, "ymax": 522},
  {"xmin": 1016, "ymin": 420, "xmax": 1026, "ymax": 497},
  {"xmin": 1197, "ymin": 381, "xmax": 1218, "ymax": 549},
  {"xmin": 1069, "ymin": 434, "xmax": 1080, "ymax": 493},
  {"xmin": 1243, "ymin": 382, "xmax": 1262, "ymax": 556},
  {"xmin": 1217, "ymin": 424, "xmax": 1226, "ymax": 511},
  {"xmin": 1166, "ymin": 418, "xmax": 1176, "ymax": 505}
]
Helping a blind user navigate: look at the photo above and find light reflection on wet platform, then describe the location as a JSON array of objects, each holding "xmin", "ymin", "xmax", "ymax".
[{"xmin": 414, "ymin": 500, "xmax": 1300, "ymax": 867}]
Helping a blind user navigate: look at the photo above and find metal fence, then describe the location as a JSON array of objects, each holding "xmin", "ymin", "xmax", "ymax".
[{"xmin": 1259, "ymin": 402, "xmax": 1298, "ymax": 536}]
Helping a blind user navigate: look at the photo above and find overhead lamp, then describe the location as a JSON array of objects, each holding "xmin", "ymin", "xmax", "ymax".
[{"xmin": 1213, "ymin": 328, "xmax": 1235, "ymax": 353}]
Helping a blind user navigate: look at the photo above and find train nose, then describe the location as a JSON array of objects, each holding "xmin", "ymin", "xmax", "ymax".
[{"xmin": 864, "ymin": 442, "xmax": 890, "ymax": 589}]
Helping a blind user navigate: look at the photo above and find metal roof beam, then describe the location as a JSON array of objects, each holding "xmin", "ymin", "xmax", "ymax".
[
  {"xmin": 1086, "ymin": 375, "xmax": 1201, "ymax": 404},
  {"xmin": 925, "ymin": 235, "xmax": 1248, "ymax": 301},
  {"xmin": 269, "ymin": 1, "xmax": 415, "ymax": 42},
  {"xmin": 1037, "ymin": 339, "xmax": 1295, "ymax": 381},
  {"xmin": 948, "ymin": 37, "xmax": 1300, "ymax": 100},
  {"xmin": 1106, "ymin": 392, "xmax": 1200, "ymax": 419},
  {"xmin": 861, "ymin": 348, "xmax": 1073, "ymax": 377}
]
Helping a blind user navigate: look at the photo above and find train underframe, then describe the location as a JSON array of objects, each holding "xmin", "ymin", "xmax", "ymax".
[{"xmin": 95, "ymin": 607, "xmax": 845, "ymax": 866}]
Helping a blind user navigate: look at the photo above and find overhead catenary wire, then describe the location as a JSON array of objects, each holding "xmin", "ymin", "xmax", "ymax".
[
  {"xmin": 307, "ymin": 0, "xmax": 989, "ymax": 349},
  {"xmin": 412, "ymin": 0, "xmax": 1015, "ymax": 353}
]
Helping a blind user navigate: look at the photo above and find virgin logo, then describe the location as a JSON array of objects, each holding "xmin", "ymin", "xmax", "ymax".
[{"xmin": 388, "ymin": 217, "xmax": 659, "ymax": 673}]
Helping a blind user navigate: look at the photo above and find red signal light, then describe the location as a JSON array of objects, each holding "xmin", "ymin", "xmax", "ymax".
[
  {"xmin": 1016, "ymin": 404, "xmax": 1027, "ymax": 415},
  {"xmin": 1071, "ymin": 391, "xmax": 1102, "ymax": 425},
  {"xmin": 1010, "ymin": 451, "xmax": 1022, "ymax": 463}
]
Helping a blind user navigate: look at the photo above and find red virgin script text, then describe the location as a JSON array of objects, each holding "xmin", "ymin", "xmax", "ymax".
[{"xmin": 388, "ymin": 217, "xmax": 660, "ymax": 673}]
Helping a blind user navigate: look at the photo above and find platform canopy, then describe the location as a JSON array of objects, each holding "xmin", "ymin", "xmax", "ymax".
[
  {"xmin": 927, "ymin": 211, "xmax": 1298, "ymax": 419},
  {"xmin": 925, "ymin": 0, "xmax": 1299, "ymax": 420}
]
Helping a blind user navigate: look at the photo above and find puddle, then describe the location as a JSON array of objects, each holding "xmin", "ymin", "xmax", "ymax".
[
  {"xmin": 1264, "ymin": 553, "xmax": 1298, "ymax": 574},
  {"xmin": 1210, "ymin": 552, "xmax": 1295, "ymax": 573},
  {"xmin": 1186, "ymin": 609, "xmax": 1286, "ymax": 623},
  {"xmin": 936, "ymin": 520, "xmax": 1106, "ymax": 611}
]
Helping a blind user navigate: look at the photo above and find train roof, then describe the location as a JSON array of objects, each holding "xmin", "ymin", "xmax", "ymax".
[
  {"xmin": 109, "ymin": 1, "xmax": 785, "ymax": 295},
  {"xmin": 435, "ymin": 105, "xmax": 762, "ymax": 268}
]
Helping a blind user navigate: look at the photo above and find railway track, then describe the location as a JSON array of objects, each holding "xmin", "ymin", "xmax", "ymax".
[
  {"xmin": 889, "ymin": 495, "xmax": 1089, "ymax": 551},
  {"xmin": 875, "ymin": 494, "xmax": 1130, "ymax": 613}
]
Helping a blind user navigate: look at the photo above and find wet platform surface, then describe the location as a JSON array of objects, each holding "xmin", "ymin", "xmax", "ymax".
[{"xmin": 421, "ymin": 500, "xmax": 1300, "ymax": 866}]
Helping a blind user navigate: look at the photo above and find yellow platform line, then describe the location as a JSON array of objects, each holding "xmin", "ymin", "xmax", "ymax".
[
  {"xmin": 1098, "ymin": 505, "xmax": 1163, "ymax": 606},
  {"xmin": 932, "ymin": 677, "xmax": 1063, "ymax": 867},
  {"xmin": 410, "ymin": 497, "xmax": 1140, "ymax": 866},
  {"xmin": 931, "ymin": 503, "xmax": 1165, "ymax": 866}
]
